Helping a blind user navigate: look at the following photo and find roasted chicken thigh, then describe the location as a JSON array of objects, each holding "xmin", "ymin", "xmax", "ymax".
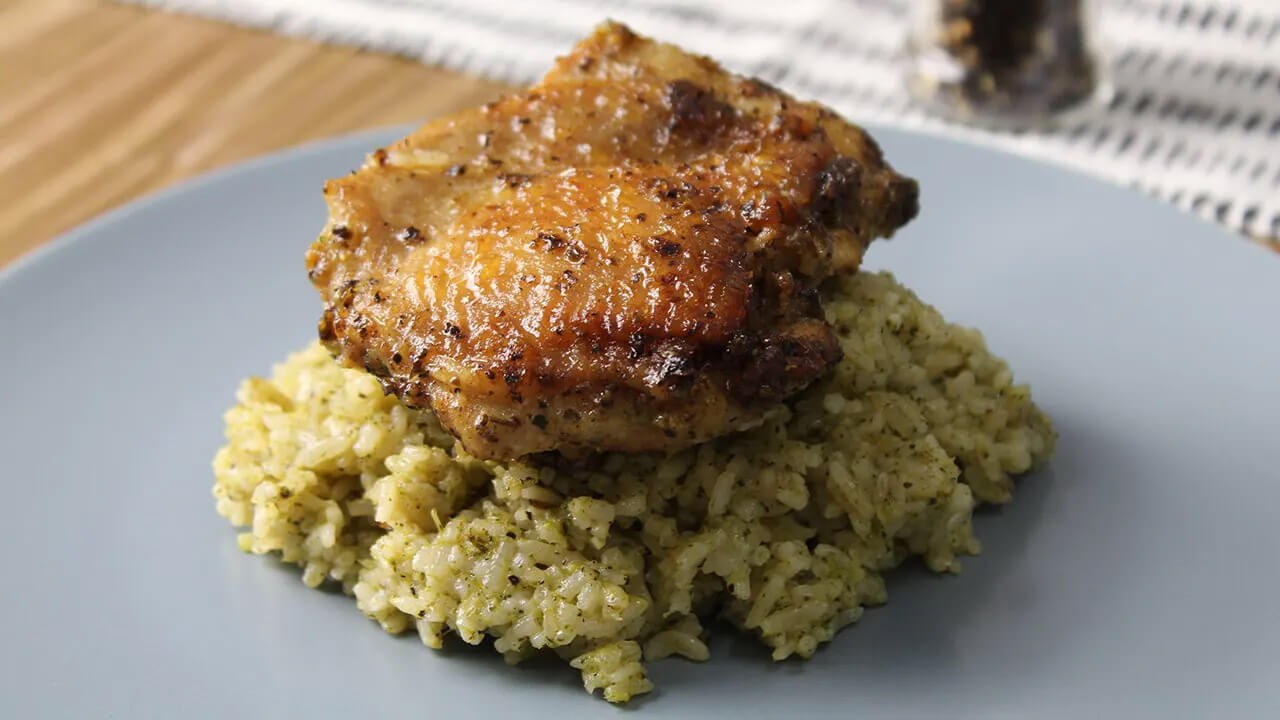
[{"xmin": 305, "ymin": 22, "xmax": 919, "ymax": 460}]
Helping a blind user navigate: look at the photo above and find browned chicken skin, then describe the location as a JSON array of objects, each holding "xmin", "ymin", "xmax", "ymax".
[{"xmin": 306, "ymin": 22, "xmax": 919, "ymax": 460}]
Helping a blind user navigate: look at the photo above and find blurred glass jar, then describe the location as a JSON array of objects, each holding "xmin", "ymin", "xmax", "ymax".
[{"xmin": 906, "ymin": 0, "xmax": 1103, "ymax": 126}]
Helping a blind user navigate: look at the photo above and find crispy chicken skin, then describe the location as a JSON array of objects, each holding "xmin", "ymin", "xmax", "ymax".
[{"xmin": 305, "ymin": 22, "xmax": 919, "ymax": 460}]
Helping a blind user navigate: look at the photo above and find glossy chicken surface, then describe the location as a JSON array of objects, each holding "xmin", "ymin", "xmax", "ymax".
[{"xmin": 305, "ymin": 22, "xmax": 919, "ymax": 460}]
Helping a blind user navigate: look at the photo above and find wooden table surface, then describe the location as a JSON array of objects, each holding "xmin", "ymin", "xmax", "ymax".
[
  {"xmin": 1, "ymin": 0, "xmax": 510, "ymax": 268},
  {"xmin": 4, "ymin": 0, "xmax": 1275, "ymax": 270}
]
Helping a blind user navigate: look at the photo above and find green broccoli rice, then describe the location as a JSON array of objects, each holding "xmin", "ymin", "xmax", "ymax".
[{"xmin": 212, "ymin": 270, "xmax": 1054, "ymax": 703}]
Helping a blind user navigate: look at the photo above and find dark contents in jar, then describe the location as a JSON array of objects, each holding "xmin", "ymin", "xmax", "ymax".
[
  {"xmin": 919, "ymin": 0, "xmax": 1097, "ymax": 120},
  {"xmin": 945, "ymin": 0, "xmax": 1048, "ymax": 72}
]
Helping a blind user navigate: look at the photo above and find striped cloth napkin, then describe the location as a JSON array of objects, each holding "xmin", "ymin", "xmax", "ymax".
[{"xmin": 124, "ymin": 0, "xmax": 1280, "ymax": 245}]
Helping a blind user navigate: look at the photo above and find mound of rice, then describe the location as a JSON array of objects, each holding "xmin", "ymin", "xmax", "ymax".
[{"xmin": 212, "ymin": 271, "xmax": 1055, "ymax": 703}]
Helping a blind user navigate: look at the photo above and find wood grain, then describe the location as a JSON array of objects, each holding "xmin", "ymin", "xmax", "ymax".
[{"xmin": 0, "ymin": 0, "xmax": 511, "ymax": 268}]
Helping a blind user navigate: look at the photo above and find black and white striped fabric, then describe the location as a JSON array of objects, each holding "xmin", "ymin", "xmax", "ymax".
[{"xmin": 125, "ymin": 0, "xmax": 1280, "ymax": 242}]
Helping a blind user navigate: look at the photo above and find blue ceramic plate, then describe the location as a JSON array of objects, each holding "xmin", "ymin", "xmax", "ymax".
[{"xmin": 2, "ymin": 127, "xmax": 1277, "ymax": 718}]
